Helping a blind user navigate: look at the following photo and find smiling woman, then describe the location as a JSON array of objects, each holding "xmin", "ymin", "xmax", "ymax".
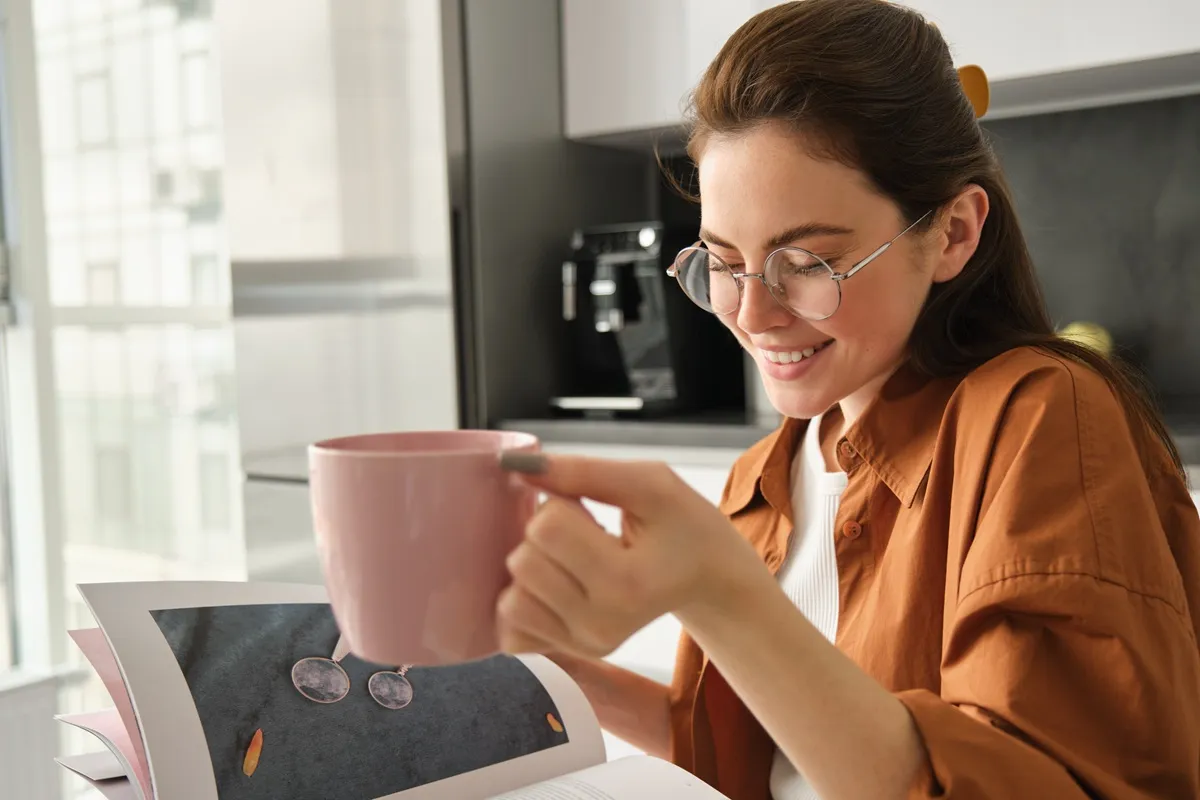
[
  {"xmin": 676, "ymin": 120, "xmax": 988, "ymax": 431},
  {"xmin": 494, "ymin": 1, "xmax": 1200, "ymax": 800}
]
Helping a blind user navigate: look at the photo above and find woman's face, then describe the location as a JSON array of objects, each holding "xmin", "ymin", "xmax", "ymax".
[{"xmin": 696, "ymin": 124, "xmax": 949, "ymax": 422}]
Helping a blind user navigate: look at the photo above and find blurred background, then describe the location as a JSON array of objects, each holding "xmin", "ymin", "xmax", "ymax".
[{"xmin": 0, "ymin": 1, "xmax": 1196, "ymax": 797}]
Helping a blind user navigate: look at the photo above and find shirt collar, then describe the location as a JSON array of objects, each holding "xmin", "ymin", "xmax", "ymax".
[
  {"xmin": 721, "ymin": 361, "xmax": 962, "ymax": 515},
  {"xmin": 721, "ymin": 415, "xmax": 806, "ymax": 522}
]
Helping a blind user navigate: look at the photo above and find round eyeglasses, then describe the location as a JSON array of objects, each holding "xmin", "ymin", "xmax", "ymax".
[
  {"xmin": 292, "ymin": 638, "xmax": 416, "ymax": 711},
  {"xmin": 667, "ymin": 211, "xmax": 930, "ymax": 321}
]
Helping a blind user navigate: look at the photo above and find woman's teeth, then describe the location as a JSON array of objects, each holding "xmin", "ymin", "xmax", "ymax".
[{"xmin": 760, "ymin": 343, "xmax": 829, "ymax": 364}]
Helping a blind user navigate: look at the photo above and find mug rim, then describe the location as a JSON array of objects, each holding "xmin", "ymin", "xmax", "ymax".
[{"xmin": 309, "ymin": 429, "xmax": 539, "ymax": 459}]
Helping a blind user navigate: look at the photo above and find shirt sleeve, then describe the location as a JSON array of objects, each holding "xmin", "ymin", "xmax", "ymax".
[{"xmin": 897, "ymin": 362, "xmax": 1200, "ymax": 799}]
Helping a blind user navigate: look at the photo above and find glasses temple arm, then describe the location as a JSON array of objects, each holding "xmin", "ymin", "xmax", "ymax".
[
  {"xmin": 897, "ymin": 209, "xmax": 933, "ymax": 239},
  {"xmin": 332, "ymin": 635, "xmax": 350, "ymax": 663},
  {"xmin": 838, "ymin": 210, "xmax": 934, "ymax": 281}
]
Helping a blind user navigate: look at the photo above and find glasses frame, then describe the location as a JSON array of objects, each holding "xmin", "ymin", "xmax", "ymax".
[
  {"xmin": 291, "ymin": 652, "xmax": 415, "ymax": 710},
  {"xmin": 667, "ymin": 210, "xmax": 932, "ymax": 321}
]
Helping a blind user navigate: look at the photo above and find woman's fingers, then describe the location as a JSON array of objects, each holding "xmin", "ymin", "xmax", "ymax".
[
  {"xmin": 496, "ymin": 585, "xmax": 571, "ymax": 652},
  {"xmin": 525, "ymin": 497, "xmax": 622, "ymax": 586},
  {"xmin": 501, "ymin": 451, "xmax": 681, "ymax": 517},
  {"xmin": 507, "ymin": 538, "xmax": 588, "ymax": 612}
]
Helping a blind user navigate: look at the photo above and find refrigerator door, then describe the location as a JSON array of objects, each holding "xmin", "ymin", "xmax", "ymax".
[{"xmin": 216, "ymin": 0, "xmax": 459, "ymax": 581}]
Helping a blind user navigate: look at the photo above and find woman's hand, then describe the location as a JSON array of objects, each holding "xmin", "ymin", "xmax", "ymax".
[
  {"xmin": 494, "ymin": 451, "xmax": 765, "ymax": 659},
  {"xmin": 497, "ymin": 451, "xmax": 925, "ymax": 800}
]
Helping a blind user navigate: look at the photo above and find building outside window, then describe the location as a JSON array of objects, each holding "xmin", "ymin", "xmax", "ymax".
[
  {"xmin": 74, "ymin": 71, "xmax": 111, "ymax": 147},
  {"xmin": 2, "ymin": 1, "xmax": 245, "ymax": 797}
]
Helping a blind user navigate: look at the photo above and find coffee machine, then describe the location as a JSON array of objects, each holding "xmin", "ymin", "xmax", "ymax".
[{"xmin": 551, "ymin": 222, "xmax": 745, "ymax": 417}]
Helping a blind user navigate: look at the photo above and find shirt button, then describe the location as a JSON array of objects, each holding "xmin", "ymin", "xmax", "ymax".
[
  {"xmin": 838, "ymin": 441, "xmax": 857, "ymax": 462},
  {"xmin": 842, "ymin": 521, "xmax": 863, "ymax": 540}
]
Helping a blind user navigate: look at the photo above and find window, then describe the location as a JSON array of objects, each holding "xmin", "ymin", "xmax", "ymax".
[
  {"xmin": 181, "ymin": 51, "xmax": 212, "ymax": 130},
  {"xmin": 0, "ymin": 43, "xmax": 13, "ymax": 671},
  {"xmin": 153, "ymin": 169, "xmax": 175, "ymax": 203},
  {"xmin": 75, "ymin": 71, "xmax": 111, "ymax": 148},
  {"xmin": 175, "ymin": 0, "xmax": 214, "ymax": 20},
  {"xmin": 86, "ymin": 262, "xmax": 120, "ymax": 305},
  {"xmin": 94, "ymin": 445, "xmax": 132, "ymax": 527},
  {"xmin": 186, "ymin": 168, "xmax": 221, "ymax": 223},
  {"xmin": 0, "ymin": 327, "xmax": 13, "ymax": 671},
  {"xmin": 0, "ymin": 201, "xmax": 8, "ymax": 315},
  {"xmin": 0, "ymin": 59, "xmax": 10, "ymax": 318},
  {"xmin": 0, "ymin": 244, "xmax": 9, "ymax": 310},
  {"xmin": 190, "ymin": 254, "xmax": 219, "ymax": 305},
  {"xmin": 8, "ymin": 0, "xmax": 244, "ymax": 688},
  {"xmin": 199, "ymin": 451, "xmax": 230, "ymax": 530}
]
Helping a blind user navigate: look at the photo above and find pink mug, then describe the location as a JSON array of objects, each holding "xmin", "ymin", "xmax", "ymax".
[{"xmin": 308, "ymin": 430, "xmax": 539, "ymax": 665}]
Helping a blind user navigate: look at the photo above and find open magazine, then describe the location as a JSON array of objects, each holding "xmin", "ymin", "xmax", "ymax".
[{"xmin": 57, "ymin": 581, "xmax": 728, "ymax": 800}]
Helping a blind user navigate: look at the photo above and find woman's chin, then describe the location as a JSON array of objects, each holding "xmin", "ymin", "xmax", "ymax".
[{"xmin": 763, "ymin": 385, "xmax": 838, "ymax": 421}]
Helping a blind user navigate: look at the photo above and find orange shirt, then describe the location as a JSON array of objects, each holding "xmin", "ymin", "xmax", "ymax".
[{"xmin": 669, "ymin": 347, "xmax": 1200, "ymax": 799}]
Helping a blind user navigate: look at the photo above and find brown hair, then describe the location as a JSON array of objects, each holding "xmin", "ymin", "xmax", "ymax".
[{"xmin": 673, "ymin": 0, "xmax": 1183, "ymax": 474}]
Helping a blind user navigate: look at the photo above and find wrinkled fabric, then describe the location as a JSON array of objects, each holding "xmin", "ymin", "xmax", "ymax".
[{"xmin": 669, "ymin": 347, "xmax": 1200, "ymax": 799}]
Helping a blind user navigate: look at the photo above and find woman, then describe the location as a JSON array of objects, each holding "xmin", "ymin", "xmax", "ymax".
[{"xmin": 495, "ymin": 1, "xmax": 1200, "ymax": 798}]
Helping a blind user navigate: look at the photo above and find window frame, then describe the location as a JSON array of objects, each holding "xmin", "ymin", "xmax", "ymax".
[
  {"xmin": 0, "ymin": 0, "xmax": 246, "ymax": 674},
  {"xmin": 0, "ymin": 0, "xmax": 71, "ymax": 670}
]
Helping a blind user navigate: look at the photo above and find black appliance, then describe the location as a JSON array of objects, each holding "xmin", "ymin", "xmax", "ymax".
[{"xmin": 552, "ymin": 222, "xmax": 745, "ymax": 416}]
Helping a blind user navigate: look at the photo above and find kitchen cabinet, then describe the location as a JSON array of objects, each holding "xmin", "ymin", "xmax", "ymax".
[
  {"xmin": 562, "ymin": 0, "xmax": 1200, "ymax": 139},
  {"xmin": 909, "ymin": 0, "xmax": 1200, "ymax": 82},
  {"xmin": 561, "ymin": 0, "xmax": 771, "ymax": 139}
]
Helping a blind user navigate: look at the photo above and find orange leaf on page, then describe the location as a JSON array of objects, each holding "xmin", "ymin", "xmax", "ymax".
[{"xmin": 243, "ymin": 728, "xmax": 263, "ymax": 777}]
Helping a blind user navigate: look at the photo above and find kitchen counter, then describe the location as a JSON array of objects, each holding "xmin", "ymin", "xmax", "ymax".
[
  {"xmin": 245, "ymin": 416, "xmax": 1200, "ymax": 498},
  {"xmin": 244, "ymin": 449, "xmax": 312, "ymax": 484},
  {"xmin": 497, "ymin": 410, "xmax": 780, "ymax": 450}
]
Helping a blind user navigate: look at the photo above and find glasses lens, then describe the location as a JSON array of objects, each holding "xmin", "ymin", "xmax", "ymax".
[
  {"xmin": 368, "ymin": 670, "xmax": 414, "ymax": 710},
  {"xmin": 292, "ymin": 657, "xmax": 350, "ymax": 703},
  {"xmin": 674, "ymin": 248, "xmax": 739, "ymax": 315},
  {"xmin": 765, "ymin": 249, "xmax": 839, "ymax": 320}
]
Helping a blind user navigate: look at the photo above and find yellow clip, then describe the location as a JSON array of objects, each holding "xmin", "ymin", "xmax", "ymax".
[{"xmin": 956, "ymin": 64, "xmax": 990, "ymax": 119}]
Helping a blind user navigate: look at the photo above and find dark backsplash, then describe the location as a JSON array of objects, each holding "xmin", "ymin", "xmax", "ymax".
[{"xmin": 985, "ymin": 94, "xmax": 1200, "ymax": 411}]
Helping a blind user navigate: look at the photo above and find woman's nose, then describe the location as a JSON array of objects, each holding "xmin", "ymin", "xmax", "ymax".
[{"xmin": 737, "ymin": 273, "xmax": 791, "ymax": 335}]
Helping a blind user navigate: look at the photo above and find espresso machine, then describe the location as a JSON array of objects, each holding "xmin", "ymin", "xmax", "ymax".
[{"xmin": 551, "ymin": 222, "xmax": 745, "ymax": 417}]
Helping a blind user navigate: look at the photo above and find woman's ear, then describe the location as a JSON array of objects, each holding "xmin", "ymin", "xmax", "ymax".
[{"xmin": 931, "ymin": 184, "xmax": 989, "ymax": 284}]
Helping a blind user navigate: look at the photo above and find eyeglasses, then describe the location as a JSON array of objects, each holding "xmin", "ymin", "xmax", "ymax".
[
  {"xmin": 292, "ymin": 649, "xmax": 415, "ymax": 710},
  {"xmin": 667, "ymin": 211, "xmax": 931, "ymax": 321}
]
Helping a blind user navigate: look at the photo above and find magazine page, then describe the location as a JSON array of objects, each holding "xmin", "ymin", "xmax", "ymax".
[
  {"xmin": 69, "ymin": 628, "xmax": 152, "ymax": 797},
  {"xmin": 493, "ymin": 755, "xmax": 730, "ymax": 799},
  {"xmin": 57, "ymin": 753, "xmax": 140, "ymax": 800},
  {"xmin": 80, "ymin": 581, "xmax": 605, "ymax": 800},
  {"xmin": 56, "ymin": 709, "xmax": 148, "ymax": 800},
  {"xmin": 58, "ymin": 750, "xmax": 127, "ymax": 783}
]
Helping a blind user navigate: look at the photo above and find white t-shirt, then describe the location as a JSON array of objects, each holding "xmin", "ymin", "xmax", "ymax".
[{"xmin": 770, "ymin": 414, "xmax": 848, "ymax": 800}]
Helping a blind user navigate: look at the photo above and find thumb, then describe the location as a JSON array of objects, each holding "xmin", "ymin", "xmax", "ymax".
[{"xmin": 499, "ymin": 450, "xmax": 671, "ymax": 514}]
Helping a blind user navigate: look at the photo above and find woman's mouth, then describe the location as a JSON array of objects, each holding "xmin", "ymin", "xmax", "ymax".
[{"xmin": 757, "ymin": 340, "xmax": 834, "ymax": 380}]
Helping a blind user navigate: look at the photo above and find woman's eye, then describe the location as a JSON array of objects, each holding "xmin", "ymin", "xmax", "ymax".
[{"xmin": 779, "ymin": 261, "xmax": 820, "ymax": 277}]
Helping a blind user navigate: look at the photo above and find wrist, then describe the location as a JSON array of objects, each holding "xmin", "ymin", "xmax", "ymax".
[{"xmin": 676, "ymin": 546, "xmax": 772, "ymax": 635}]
